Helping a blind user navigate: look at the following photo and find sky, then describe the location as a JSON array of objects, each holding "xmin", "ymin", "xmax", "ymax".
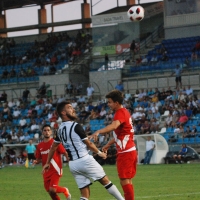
[{"xmin": 5, "ymin": 0, "xmax": 162, "ymax": 37}]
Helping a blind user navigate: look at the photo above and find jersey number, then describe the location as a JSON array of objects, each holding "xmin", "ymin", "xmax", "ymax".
[{"xmin": 60, "ymin": 127, "xmax": 67, "ymax": 143}]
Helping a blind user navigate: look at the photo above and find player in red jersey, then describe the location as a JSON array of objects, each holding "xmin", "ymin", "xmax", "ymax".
[
  {"xmin": 90, "ymin": 90, "xmax": 137, "ymax": 200},
  {"xmin": 33, "ymin": 124, "xmax": 71, "ymax": 200}
]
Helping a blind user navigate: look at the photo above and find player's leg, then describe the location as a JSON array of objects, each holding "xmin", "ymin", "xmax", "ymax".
[
  {"xmin": 69, "ymin": 160, "xmax": 91, "ymax": 200},
  {"xmin": 98, "ymin": 175, "xmax": 124, "ymax": 200},
  {"xmin": 117, "ymin": 151, "xmax": 137, "ymax": 200},
  {"xmin": 83, "ymin": 155, "xmax": 124, "ymax": 200},
  {"xmin": 44, "ymin": 178, "xmax": 60, "ymax": 200},
  {"xmin": 80, "ymin": 186, "xmax": 90, "ymax": 200},
  {"xmin": 49, "ymin": 174, "xmax": 71, "ymax": 200}
]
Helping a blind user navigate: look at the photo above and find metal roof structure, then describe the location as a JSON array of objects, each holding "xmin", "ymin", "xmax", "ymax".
[{"xmin": 0, "ymin": 0, "xmax": 81, "ymax": 11}]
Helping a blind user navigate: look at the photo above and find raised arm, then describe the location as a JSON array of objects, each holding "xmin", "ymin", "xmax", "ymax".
[{"xmin": 89, "ymin": 120, "xmax": 120, "ymax": 141}]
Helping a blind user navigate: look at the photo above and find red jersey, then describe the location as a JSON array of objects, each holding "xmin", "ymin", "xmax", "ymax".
[
  {"xmin": 113, "ymin": 108, "xmax": 135, "ymax": 153},
  {"xmin": 35, "ymin": 138, "xmax": 66, "ymax": 178}
]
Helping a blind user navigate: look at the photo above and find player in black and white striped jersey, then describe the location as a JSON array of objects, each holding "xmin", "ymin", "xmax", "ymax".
[{"xmin": 43, "ymin": 101, "xmax": 124, "ymax": 200}]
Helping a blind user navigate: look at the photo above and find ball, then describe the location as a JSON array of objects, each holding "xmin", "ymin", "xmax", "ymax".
[{"xmin": 127, "ymin": 5, "xmax": 145, "ymax": 22}]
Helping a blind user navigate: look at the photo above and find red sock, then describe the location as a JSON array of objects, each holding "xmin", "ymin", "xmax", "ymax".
[
  {"xmin": 122, "ymin": 184, "xmax": 134, "ymax": 200},
  {"xmin": 49, "ymin": 193, "xmax": 60, "ymax": 200},
  {"xmin": 55, "ymin": 186, "xmax": 66, "ymax": 193}
]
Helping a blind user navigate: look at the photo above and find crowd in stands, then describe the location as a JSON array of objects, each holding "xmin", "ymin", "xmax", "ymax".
[
  {"xmin": 133, "ymin": 36, "xmax": 200, "ymax": 76},
  {"xmin": 1, "ymin": 81, "xmax": 200, "ymax": 165},
  {"xmin": 0, "ymin": 29, "xmax": 92, "ymax": 83}
]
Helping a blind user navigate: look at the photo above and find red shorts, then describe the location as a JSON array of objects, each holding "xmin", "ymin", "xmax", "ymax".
[
  {"xmin": 44, "ymin": 173, "xmax": 61, "ymax": 192},
  {"xmin": 116, "ymin": 150, "xmax": 137, "ymax": 179}
]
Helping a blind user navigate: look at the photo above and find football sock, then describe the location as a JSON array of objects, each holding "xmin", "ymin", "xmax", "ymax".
[
  {"xmin": 55, "ymin": 186, "xmax": 66, "ymax": 193},
  {"xmin": 104, "ymin": 181, "xmax": 124, "ymax": 200},
  {"xmin": 49, "ymin": 193, "xmax": 60, "ymax": 200},
  {"xmin": 80, "ymin": 197, "xmax": 88, "ymax": 200},
  {"xmin": 122, "ymin": 184, "xmax": 134, "ymax": 200}
]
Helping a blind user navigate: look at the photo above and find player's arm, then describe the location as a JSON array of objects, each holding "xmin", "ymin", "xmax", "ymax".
[
  {"xmin": 58, "ymin": 144, "xmax": 70, "ymax": 162},
  {"xmin": 42, "ymin": 142, "xmax": 59, "ymax": 173},
  {"xmin": 75, "ymin": 124, "xmax": 107, "ymax": 159},
  {"xmin": 89, "ymin": 120, "xmax": 120, "ymax": 141},
  {"xmin": 102, "ymin": 138, "xmax": 115, "ymax": 153},
  {"xmin": 83, "ymin": 139, "xmax": 107, "ymax": 159},
  {"xmin": 32, "ymin": 158, "xmax": 42, "ymax": 166}
]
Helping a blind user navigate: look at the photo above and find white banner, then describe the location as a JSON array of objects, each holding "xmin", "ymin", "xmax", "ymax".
[{"xmin": 92, "ymin": 2, "xmax": 163, "ymax": 26}]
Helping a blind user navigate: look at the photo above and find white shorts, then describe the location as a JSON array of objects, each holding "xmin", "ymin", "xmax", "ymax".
[{"xmin": 69, "ymin": 154, "xmax": 106, "ymax": 189}]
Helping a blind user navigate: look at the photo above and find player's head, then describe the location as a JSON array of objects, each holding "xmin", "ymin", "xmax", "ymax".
[
  {"xmin": 56, "ymin": 101, "xmax": 77, "ymax": 120},
  {"xmin": 106, "ymin": 90, "xmax": 123, "ymax": 110},
  {"xmin": 42, "ymin": 124, "xmax": 52, "ymax": 139}
]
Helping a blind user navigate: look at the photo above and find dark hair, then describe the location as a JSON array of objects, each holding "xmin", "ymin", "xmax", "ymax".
[
  {"xmin": 56, "ymin": 101, "xmax": 71, "ymax": 117},
  {"xmin": 42, "ymin": 124, "xmax": 51, "ymax": 131},
  {"xmin": 106, "ymin": 90, "xmax": 123, "ymax": 104}
]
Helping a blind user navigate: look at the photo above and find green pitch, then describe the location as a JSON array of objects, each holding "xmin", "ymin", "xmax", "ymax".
[{"xmin": 1, "ymin": 164, "xmax": 200, "ymax": 200}]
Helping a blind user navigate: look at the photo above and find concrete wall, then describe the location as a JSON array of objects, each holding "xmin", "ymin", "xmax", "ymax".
[
  {"xmin": 39, "ymin": 73, "xmax": 89, "ymax": 97},
  {"xmin": 164, "ymin": 11, "xmax": 200, "ymax": 39},
  {"xmin": 89, "ymin": 70, "xmax": 122, "ymax": 96},
  {"xmin": 165, "ymin": 25, "xmax": 200, "ymax": 39}
]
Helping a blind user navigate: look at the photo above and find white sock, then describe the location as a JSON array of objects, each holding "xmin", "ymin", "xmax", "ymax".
[
  {"xmin": 104, "ymin": 182, "xmax": 124, "ymax": 200},
  {"xmin": 80, "ymin": 197, "xmax": 88, "ymax": 200}
]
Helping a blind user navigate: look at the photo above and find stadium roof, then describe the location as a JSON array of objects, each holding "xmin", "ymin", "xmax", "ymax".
[{"xmin": 0, "ymin": 0, "xmax": 81, "ymax": 11}]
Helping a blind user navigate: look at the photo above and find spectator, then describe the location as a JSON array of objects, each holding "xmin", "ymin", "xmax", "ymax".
[
  {"xmin": 25, "ymin": 139, "xmax": 36, "ymax": 164},
  {"xmin": 104, "ymin": 53, "xmax": 109, "ymax": 70},
  {"xmin": 87, "ymin": 84, "xmax": 94, "ymax": 100},
  {"xmin": 77, "ymin": 95, "xmax": 86, "ymax": 104},
  {"xmin": 183, "ymin": 126, "xmax": 191, "ymax": 138},
  {"xmin": 185, "ymin": 85, "xmax": 193, "ymax": 96},
  {"xmin": 12, "ymin": 107, "xmax": 21, "ymax": 119},
  {"xmin": 183, "ymin": 57, "xmax": 190, "ymax": 68},
  {"xmin": 11, "ymin": 133, "xmax": 18, "ymax": 144},
  {"xmin": 52, "ymin": 95, "xmax": 58, "ymax": 107},
  {"xmin": 115, "ymin": 81, "xmax": 124, "ymax": 92},
  {"xmin": 150, "ymin": 118, "xmax": 159, "ymax": 133},
  {"xmin": 143, "ymin": 136, "xmax": 155, "ymax": 164},
  {"xmin": 190, "ymin": 125, "xmax": 197, "ymax": 137},
  {"xmin": 22, "ymin": 88, "xmax": 31, "ymax": 103},
  {"xmin": 18, "ymin": 117, "xmax": 27, "ymax": 128},
  {"xmin": 29, "ymin": 120, "xmax": 40, "ymax": 135},
  {"xmin": 171, "ymin": 65, "xmax": 182, "ymax": 89},
  {"xmin": 173, "ymin": 143, "xmax": 188, "ymax": 164},
  {"xmin": 78, "ymin": 107, "xmax": 90, "ymax": 124},
  {"xmin": 136, "ymin": 55, "xmax": 142, "ymax": 66},
  {"xmin": 45, "ymin": 99, "xmax": 52, "ymax": 110},
  {"xmin": 141, "ymin": 121, "xmax": 150, "ymax": 134},
  {"xmin": 0, "ymin": 142, "xmax": 3, "ymax": 168},
  {"xmin": 178, "ymin": 113, "xmax": 188, "ymax": 126},
  {"xmin": 130, "ymin": 40, "xmax": 136, "ymax": 62},
  {"xmin": 164, "ymin": 113, "xmax": 173, "ymax": 127},
  {"xmin": 66, "ymin": 80, "xmax": 73, "ymax": 95},
  {"xmin": 141, "ymin": 55, "xmax": 148, "ymax": 66},
  {"xmin": 191, "ymin": 51, "xmax": 197, "ymax": 61},
  {"xmin": 57, "ymin": 95, "xmax": 66, "ymax": 104},
  {"xmin": 98, "ymin": 107, "xmax": 107, "ymax": 119},
  {"xmin": 37, "ymin": 82, "xmax": 47, "ymax": 97},
  {"xmin": 8, "ymin": 98, "xmax": 16, "ymax": 108},
  {"xmin": 0, "ymin": 90, "xmax": 7, "ymax": 102},
  {"xmin": 185, "ymin": 106, "xmax": 193, "ymax": 119},
  {"xmin": 150, "ymin": 55, "xmax": 158, "ymax": 65},
  {"xmin": 161, "ymin": 51, "xmax": 168, "ymax": 61}
]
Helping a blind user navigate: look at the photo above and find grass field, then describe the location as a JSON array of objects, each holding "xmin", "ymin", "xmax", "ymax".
[{"xmin": 1, "ymin": 163, "xmax": 200, "ymax": 200}]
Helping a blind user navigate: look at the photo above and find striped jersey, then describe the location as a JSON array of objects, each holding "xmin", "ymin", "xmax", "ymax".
[
  {"xmin": 54, "ymin": 121, "xmax": 88, "ymax": 161},
  {"xmin": 35, "ymin": 138, "xmax": 66, "ymax": 178}
]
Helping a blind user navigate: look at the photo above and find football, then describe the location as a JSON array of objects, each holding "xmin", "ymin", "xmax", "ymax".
[{"xmin": 127, "ymin": 5, "xmax": 145, "ymax": 21}]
